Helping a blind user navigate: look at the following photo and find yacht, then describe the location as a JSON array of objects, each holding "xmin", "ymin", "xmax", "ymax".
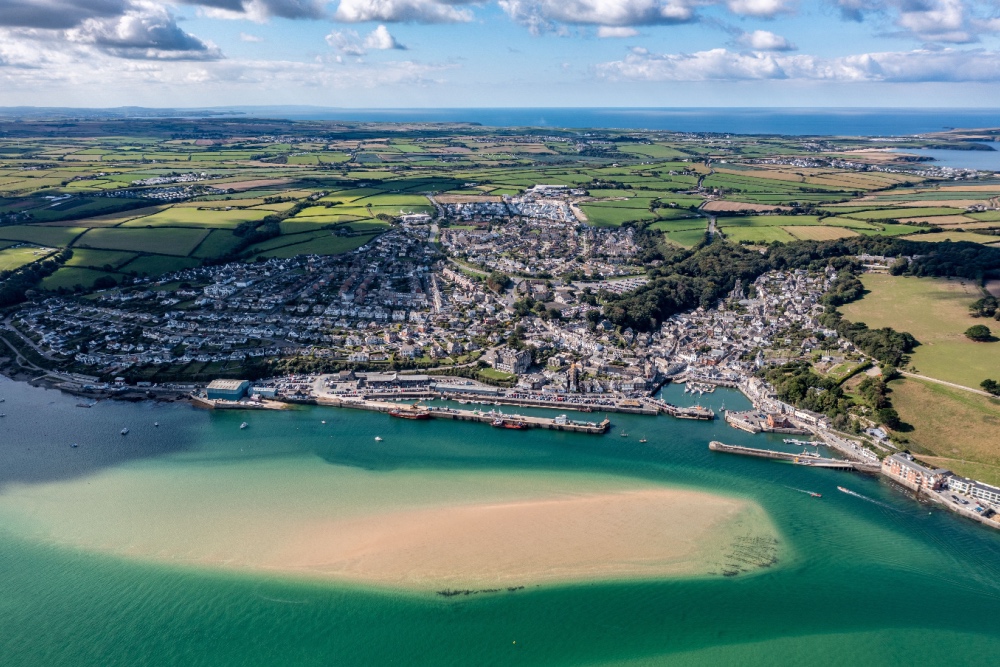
[
  {"xmin": 375, "ymin": 436, "xmax": 383, "ymax": 442},
  {"xmin": 240, "ymin": 422, "xmax": 249, "ymax": 430},
  {"xmin": 639, "ymin": 438, "xmax": 648, "ymax": 443},
  {"xmin": 120, "ymin": 428, "xmax": 129, "ymax": 435}
]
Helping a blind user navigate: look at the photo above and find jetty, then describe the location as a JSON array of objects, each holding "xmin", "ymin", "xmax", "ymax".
[
  {"xmin": 643, "ymin": 397, "xmax": 715, "ymax": 420},
  {"xmin": 316, "ymin": 396, "xmax": 610, "ymax": 434},
  {"xmin": 708, "ymin": 441, "xmax": 881, "ymax": 473}
]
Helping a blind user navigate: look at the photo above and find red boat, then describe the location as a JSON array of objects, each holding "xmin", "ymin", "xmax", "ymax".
[{"xmin": 492, "ymin": 419, "xmax": 530, "ymax": 430}]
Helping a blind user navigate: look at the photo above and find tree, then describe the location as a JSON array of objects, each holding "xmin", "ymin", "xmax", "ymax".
[
  {"xmin": 965, "ymin": 324, "xmax": 993, "ymax": 342},
  {"xmin": 981, "ymin": 379, "xmax": 1000, "ymax": 396}
]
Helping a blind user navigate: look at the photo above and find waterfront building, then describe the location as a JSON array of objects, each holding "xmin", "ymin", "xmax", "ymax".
[
  {"xmin": 206, "ymin": 379, "xmax": 250, "ymax": 401},
  {"xmin": 882, "ymin": 453, "xmax": 950, "ymax": 492}
]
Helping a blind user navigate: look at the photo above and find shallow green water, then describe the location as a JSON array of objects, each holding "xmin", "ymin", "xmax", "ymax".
[{"xmin": 1, "ymin": 375, "xmax": 999, "ymax": 666}]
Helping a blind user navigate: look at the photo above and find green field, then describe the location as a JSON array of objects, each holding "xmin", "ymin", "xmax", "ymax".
[
  {"xmin": 64, "ymin": 248, "xmax": 138, "ymax": 269},
  {"xmin": 721, "ymin": 226, "xmax": 797, "ymax": 244},
  {"xmin": 0, "ymin": 225, "xmax": 88, "ymax": 247},
  {"xmin": 41, "ymin": 267, "xmax": 116, "ymax": 291},
  {"xmin": 252, "ymin": 233, "xmax": 378, "ymax": 259},
  {"xmin": 120, "ymin": 255, "xmax": 201, "ymax": 277},
  {"xmin": 579, "ymin": 204, "xmax": 657, "ymax": 227},
  {"xmin": 841, "ymin": 274, "xmax": 1000, "ymax": 389},
  {"xmin": 889, "ymin": 378, "xmax": 1000, "ymax": 486},
  {"xmin": 899, "ymin": 231, "xmax": 1000, "ymax": 245},
  {"xmin": 119, "ymin": 207, "xmax": 271, "ymax": 229},
  {"xmin": 77, "ymin": 228, "xmax": 210, "ymax": 256},
  {"xmin": 666, "ymin": 229, "xmax": 709, "ymax": 248},
  {"xmin": 191, "ymin": 230, "xmax": 244, "ymax": 259},
  {"xmin": 0, "ymin": 245, "xmax": 54, "ymax": 271}
]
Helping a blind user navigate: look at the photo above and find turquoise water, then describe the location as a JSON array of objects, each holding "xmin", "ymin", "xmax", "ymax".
[{"xmin": 2, "ymin": 375, "xmax": 1000, "ymax": 666}]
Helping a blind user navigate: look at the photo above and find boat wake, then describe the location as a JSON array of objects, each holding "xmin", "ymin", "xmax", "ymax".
[
  {"xmin": 838, "ymin": 486, "xmax": 895, "ymax": 510},
  {"xmin": 784, "ymin": 486, "xmax": 822, "ymax": 498}
]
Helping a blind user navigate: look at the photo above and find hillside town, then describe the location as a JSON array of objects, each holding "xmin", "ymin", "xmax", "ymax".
[{"xmin": 4, "ymin": 183, "xmax": 1000, "ymax": 530}]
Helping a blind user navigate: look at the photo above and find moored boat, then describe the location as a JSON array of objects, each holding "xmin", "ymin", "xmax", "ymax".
[{"xmin": 389, "ymin": 407, "xmax": 432, "ymax": 420}]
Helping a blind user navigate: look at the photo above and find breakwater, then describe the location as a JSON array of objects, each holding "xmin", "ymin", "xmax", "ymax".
[{"xmin": 708, "ymin": 441, "xmax": 882, "ymax": 473}]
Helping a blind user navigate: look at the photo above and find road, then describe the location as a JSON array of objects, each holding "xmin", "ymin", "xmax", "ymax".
[{"xmin": 901, "ymin": 372, "xmax": 995, "ymax": 398}]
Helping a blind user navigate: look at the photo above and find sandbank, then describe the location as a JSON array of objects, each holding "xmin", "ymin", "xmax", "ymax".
[{"xmin": 0, "ymin": 461, "xmax": 780, "ymax": 590}]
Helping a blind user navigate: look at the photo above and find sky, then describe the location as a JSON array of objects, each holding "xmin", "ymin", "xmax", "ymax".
[{"xmin": 3, "ymin": 1, "xmax": 1000, "ymax": 108}]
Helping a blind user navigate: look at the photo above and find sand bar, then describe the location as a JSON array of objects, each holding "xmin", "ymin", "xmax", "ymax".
[{"xmin": 0, "ymin": 461, "xmax": 779, "ymax": 589}]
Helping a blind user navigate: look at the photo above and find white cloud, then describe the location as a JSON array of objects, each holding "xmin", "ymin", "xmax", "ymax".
[
  {"xmin": 739, "ymin": 29, "xmax": 795, "ymax": 51},
  {"xmin": 182, "ymin": 0, "xmax": 325, "ymax": 22},
  {"xmin": 596, "ymin": 46, "xmax": 1000, "ymax": 82},
  {"xmin": 239, "ymin": 32, "xmax": 264, "ymax": 42},
  {"xmin": 334, "ymin": 0, "xmax": 475, "ymax": 23},
  {"xmin": 326, "ymin": 25, "xmax": 406, "ymax": 55},
  {"xmin": 830, "ymin": 0, "xmax": 1000, "ymax": 44},
  {"xmin": 597, "ymin": 26, "xmax": 640, "ymax": 38},
  {"xmin": 499, "ymin": 0, "xmax": 698, "ymax": 33},
  {"xmin": 364, "ymin": 24, "xmax": 405, "ymax": 50},
  {"xmin": 726, "ymin": 0, "xmax": 794, "ymax": 17},
  {"xmin": 65, "ymin": 1, "xmax": 222, "ymax": 60},
  {"xmin": 894, "ymin": 0, "xmax": 971, "ymax": 43}
]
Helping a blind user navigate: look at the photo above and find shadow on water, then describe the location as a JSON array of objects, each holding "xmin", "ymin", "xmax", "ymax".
[{"xmin": 0, "ymin": 375, "xmax": 202, "ymax": 489}]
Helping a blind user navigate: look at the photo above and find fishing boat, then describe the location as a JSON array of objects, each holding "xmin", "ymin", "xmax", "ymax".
[
  {"xmin": 240, "ymin": 422, "xmax": 248, "ymax": 430},
  {"xmin": 120, "ymin": 428, "xmax": 129, "ymax": 435},
  {"xmin": 389, "ymin": 405, "xmax": 432, "ymax": 420},
  {"xmin": 809, "ymin": 491, "xmax": 822, "ymax": 498},
  {"xmin": 492, "ymin": 418, "xmax": 529, "ymax": 430}
]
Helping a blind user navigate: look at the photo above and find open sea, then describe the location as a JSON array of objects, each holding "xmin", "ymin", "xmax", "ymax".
[
  {"xmin": 2, "ymin": 375, "xmax": 1000, "ymax": 666},
  {"xmin": 274, "ymin": 107, "xmax": 1000, "ymax": 137}
]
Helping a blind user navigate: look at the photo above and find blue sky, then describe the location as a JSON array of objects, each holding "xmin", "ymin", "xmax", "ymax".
[{"xmin": 2, "ymin": 1, "xmax": 1000, "ymax": 107}]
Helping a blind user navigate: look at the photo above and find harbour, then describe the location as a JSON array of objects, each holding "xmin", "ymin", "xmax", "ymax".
[{"xmin": 2, "ymin": 376, "xmax": 1000, "ymax": 665}]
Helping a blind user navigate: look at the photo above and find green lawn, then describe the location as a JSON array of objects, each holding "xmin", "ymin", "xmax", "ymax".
[{"xmin": 841, "ymin": 274, "xmax": 1000, "ymax": 388}]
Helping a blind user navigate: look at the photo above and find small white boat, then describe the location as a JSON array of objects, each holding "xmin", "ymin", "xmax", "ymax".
[
  {"xmin": 154, "ymin": 422, "xmax": 160, "ymax": 427},
  {"xmin": 375, "ymin": 436, "xmax": 383, "ymax": 442},
  {"xmin": 71, "ymin": 443, "xmax": 78, "ymax": 448},
  {"xmin": 120, "ymin": 428, "xmax": 129, "ymax": 435},
  {"xmin": 321, "ymin": 420, "xmax": 327, "ymax": 424},
  {"xmin": 240, "ymin": 422, "xmax": 248, "ymax": 430}
]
